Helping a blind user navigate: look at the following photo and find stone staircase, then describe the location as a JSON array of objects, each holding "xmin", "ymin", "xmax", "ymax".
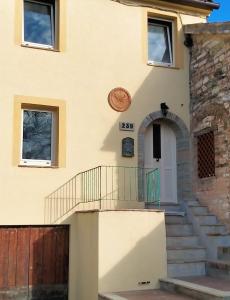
[
  {"xmin": 157, "ymin": 200, "xmax": 230, "ymax": 299},
  {"xmin": 166, "ymin": 215, "xmax": 206, "ymax": 277},
  {"xmin": 161, "ymin": 203, "xmax": 207, "ymax": 277},
  {"xmin": 146, "ymin": 202, "xmax": 207, "ymax": 277},
  {"xmin": 147, "ymin": 199, "xmax": 230, "ymax": 278},
  {"xmin": 184, "ymin": 198, "xmax": 230, "ymax": 261}
]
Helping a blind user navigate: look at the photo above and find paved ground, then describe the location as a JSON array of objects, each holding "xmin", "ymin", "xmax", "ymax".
[
  {"xmin": 115, "ymin": 289, "xmax": 194, "ymax": 299},
  {"xmin": 179, "ymin": 276, "xmax": 230, "ymax": 291},
  {"xmin": 105, "ymin": 276, "xmax": 230, "ymax": 299}
]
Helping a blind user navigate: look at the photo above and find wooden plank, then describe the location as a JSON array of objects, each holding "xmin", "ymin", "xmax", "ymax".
[
  {"xmin": 8, "ymin": 229, "xmax": 17, "ymax": 287},
  {"xmin": 0, "ymin": 226, "xmax": 69, "ymax": 291},
  {"xmin": 29, "ymin": 228, "xmax": 44, "ymax": 285},
  {"xmin": 16, "ymin": 228, "xmax": 30, "ymax": 287},
  {"xmin": 0, "ymin": 229, "xmax": 4, "ymax": 288},
  {"xmin": 0, "ymin": 229, "xmax": 9, "ymax": 288},
  {"xmin": 55, "ymin": 228, "xmax": 67, "ymax": 284},
  {"xmin": 63, "ymin": 227, "xmax": 69, "ymax": 284},
  {"xmin": 42, "ymin": 227, "xmax": 57, "ymax": 284}
]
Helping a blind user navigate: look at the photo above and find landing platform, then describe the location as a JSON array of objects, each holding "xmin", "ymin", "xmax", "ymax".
[
  {"xmin": 178, "ymin": 276, "xmax": 230, "ymax": 291},
  {"xmin": 160, "ymin": 276, "xmax": 230, "ymax": 299}
]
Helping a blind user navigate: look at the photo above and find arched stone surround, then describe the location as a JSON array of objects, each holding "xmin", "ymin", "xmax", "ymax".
[{"xmin": 138, "ymin": 111, "xmax": 191, "ymax": 203}]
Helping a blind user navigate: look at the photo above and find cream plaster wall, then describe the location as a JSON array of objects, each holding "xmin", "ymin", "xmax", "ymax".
[
  {"xmin": 64, "ymin": 212, "xmax": 99, "ymax": 300},
  {"xmin": 64, "ymin": 210, "xmax": 166, "ymax": 300},
  {"xmin": 98, "ymin": 210, "xmax": 167, "ymax": 293},
  {"xmin": 0, "ymin": 0, "xmax": 208, "ymax": 224}
]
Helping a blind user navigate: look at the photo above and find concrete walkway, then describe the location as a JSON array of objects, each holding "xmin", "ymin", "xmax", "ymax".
[
  {"xmin": 101, "ymin": 289, "xmax": 194, "ymax": 300},
  {"xmin": 100, "ymin": 276, "xmax": 230, "ymax": 300}
]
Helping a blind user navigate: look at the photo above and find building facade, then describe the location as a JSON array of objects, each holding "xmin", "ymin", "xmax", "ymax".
[
  {"xmin": 0, "ymin": 0, "xmax": 213, "ymax": 224},
  {"xmin": 0, "ymin": 1, "xmax": 222, "ymax": 300}
]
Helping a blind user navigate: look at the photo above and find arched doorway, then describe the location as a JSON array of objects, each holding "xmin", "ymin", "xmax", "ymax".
[
  {"xmin": 138, "ymin": 111, "xmax": 191, "ymax": 204},
  {"xmin": 145, "ymin": 120, "xmax": 177, "ymax": 203}
]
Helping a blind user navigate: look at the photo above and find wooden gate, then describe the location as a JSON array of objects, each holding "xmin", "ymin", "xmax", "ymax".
[{"xmin": 0, "ymin": 226, "xmax": 69, "ymax": 300}]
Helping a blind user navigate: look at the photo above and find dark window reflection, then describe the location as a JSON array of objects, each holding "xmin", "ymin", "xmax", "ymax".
[
  {"xmin": 24, "ymin": 0, "xmax": 53, "ymax": 46},
  {"xmin": 148, "ymin": 19, "xmax": 172, "ymax": 64},
  {"xmin": 22, "ymin": 110, "xmax": 52, "ymax": 160}
]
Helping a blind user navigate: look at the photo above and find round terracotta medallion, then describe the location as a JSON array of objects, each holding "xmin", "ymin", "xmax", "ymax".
[{"xmin": 108, "ymin": 87, "xmax": 131, "ymax": 112}]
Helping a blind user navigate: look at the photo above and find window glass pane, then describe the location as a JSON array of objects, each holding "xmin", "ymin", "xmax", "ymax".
[
  {"xmin": 153, "ymin": 124, "xmax": 161, "ymax": 159},
  {"xmin": 148, "ymin": 23, "xmax": 171, "ymax": 64},
  {"xmin": 22, "ymin": 110, "xmax": 52, "ymax": 161},
  {"xmin": 24, "ymin": 1, "xmax": 53, "ymax": 45}
]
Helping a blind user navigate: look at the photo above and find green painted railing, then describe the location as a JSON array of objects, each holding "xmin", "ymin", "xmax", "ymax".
[
  {"xmin": 146, "ymin": 168, "xmax": 160, "ymax": 207},
  {"xmin": 45, "ymin": 166, "xmax": 160, "ymax": 224}
]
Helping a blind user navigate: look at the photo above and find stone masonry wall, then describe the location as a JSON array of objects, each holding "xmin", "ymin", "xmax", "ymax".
[{"xmin": 187, "ymin": 23, "xmax": 230, "ymax": 229}]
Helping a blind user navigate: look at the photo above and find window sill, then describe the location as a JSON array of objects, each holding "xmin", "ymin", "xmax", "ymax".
[
  {"xmin": 21, "ymin": 43, "xmax": 60, "ymax": 52},
  {"xmin": 198, "ymin": 175, "xmax": 216, "ymax": 180},
  {"xmin": 18, "ymin": 164, "xmax": 59, "ymax": 169},
  {"xmin": 147, "ymin": 62, "xmax": 179, "ymax": 70}
]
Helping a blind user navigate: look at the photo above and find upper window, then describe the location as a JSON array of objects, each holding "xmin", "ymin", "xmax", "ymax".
[
  {"xmin": 21, "ymin": 108, "xmax": 57, "ymax": 166},
  {"xmin": 23, "ymin": 0, "xmax": 56, "ymax": 49},
  {"xmin": 148, "ymin": 18, "xmax": 173, "ymax": 66}
]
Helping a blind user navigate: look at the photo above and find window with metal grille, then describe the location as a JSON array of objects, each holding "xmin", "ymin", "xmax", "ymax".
[{"xmin": 197, "ymin": 131, "xmax": 215, "ymax": 178}]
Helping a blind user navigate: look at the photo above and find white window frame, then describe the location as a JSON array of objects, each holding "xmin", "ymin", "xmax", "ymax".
[
  {"xmin": 20, "ymin": 108, "xmax": 56, "ymax": 167},
  {"xmin": 22, "ymin": 0, "xmax": 55, "ymax": 49},
  {"xmin": 148, "ymin": 18, "xmax": 174, "ymax": 67}
]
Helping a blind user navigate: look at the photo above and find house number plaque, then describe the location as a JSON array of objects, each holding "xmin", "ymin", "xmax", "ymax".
[
  {"xmin": 119, "ymin": 122, "xmax": 135, "ymax": 131},
  {"xmin": 122, "ymin": 137, "xmax": 134, "ymax": 157}
]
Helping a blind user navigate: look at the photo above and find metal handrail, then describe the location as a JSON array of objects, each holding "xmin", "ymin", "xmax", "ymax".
[
  {"xmin": 146, "ymin": 168, "xmax": 160, "ymax": 207},
  {"xmin": 44, "ymin": 166, "xmax": 160, "ymax": 224}
]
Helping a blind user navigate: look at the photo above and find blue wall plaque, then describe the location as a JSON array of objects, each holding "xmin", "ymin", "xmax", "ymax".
[{"xmin": 122, "ymin": 137, "xmax": 134, "ymax": 157}]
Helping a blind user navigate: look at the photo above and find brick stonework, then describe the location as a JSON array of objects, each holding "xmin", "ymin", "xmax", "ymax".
[{"xmin": 186, "ymin": 23, "xmax": 230, "ymax": 229}]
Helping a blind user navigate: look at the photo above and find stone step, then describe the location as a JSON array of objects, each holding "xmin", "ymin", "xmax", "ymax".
[
  {"xmin": 165, "ymin": 212, "xmax": 185, "ymax": 218},
  {"xmin": 167, "ymin": 246, "xmax": 206, "ymax": 262},
  {"xmin": 145, "ymin": 202, "xmax": 159, "ymax": 209},
  {"xmin": 207, "ymin": 260, "xmax": 230, "ymax": 280},
  {"xmin": 161, "ymin": 204, "xmax": 183, "ymax": 213},
  {"xmin": 160, "ymin": 278, "xmax": 230, "ymax": 300},
  {"xmin": 190, "ymin": 206, "xmax": 209, "ymax": 215},
  {"xmin": 195, "ymin": 214, "xmax": 217, "ymax": 225},
  {"xmin": 218, "ymin": 246, "xmax": 230, "ymax": 260},
  {"xmin": 167, "ymin": 236, "xmax": 200, "ymax": 248},
  {"xmin": 167, "ymin": 260, "xmax": 206, "ymax": 277},
  {"xmin": 187, "ymin": 200, "xmax": 200, "ymax": 206},
  {"xmin": 166, "ymin": 224, "xmax": 193, "ymax": 236},
  {"xmin": 207, "ymin": 234, "xmax": 230, "ymax": 246},
  {"xmin": 201, "ymin": 224, "xmax": 227, "ymax": 235},
  {"xmin": 204, "ymin": 235, "xmax": 230, "ymax": 260},
  {"xmin": 165, "ymin": 215, "xmax": 187, "ymax": 224},
  {"xmin": 146, "ymin": 202, "xmax": 182, "ymax": 212}
]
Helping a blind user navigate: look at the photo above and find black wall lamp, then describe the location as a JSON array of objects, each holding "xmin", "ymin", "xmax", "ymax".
[{"xmin": 161, "ymin": 102, "xmax": 169, "ymax": 117}]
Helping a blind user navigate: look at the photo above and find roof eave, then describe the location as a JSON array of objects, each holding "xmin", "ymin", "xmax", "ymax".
[{"xmin": 159, "ymin": 0, "xmax": 220, "ymax": 10}]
